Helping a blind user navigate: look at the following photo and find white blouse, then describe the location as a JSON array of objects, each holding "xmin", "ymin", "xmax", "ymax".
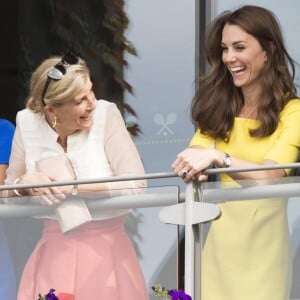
[{"xmin": 5, "ymin": 100, "xmax": 146, "ymax": 220}]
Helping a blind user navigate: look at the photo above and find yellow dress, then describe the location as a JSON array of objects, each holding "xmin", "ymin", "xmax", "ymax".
[{"xmin": 190, "ymin": 99, "xmax": 300, "ymax": 300}]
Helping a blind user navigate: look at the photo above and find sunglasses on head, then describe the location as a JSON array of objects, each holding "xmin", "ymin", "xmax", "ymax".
[{"xmin": 41, "ymin": 51, "xmax": 79, "ymax": 106}]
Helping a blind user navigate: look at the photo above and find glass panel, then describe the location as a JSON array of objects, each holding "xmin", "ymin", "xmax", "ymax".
[
  {"xmin": 0, "ymin": 184, "xmax": 180, "ymax": 299},
  {"xmin": 197, "ymin": 176, "xmax": 300, "ymax": 300}
]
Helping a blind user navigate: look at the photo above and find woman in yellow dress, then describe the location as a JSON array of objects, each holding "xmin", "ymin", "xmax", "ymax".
[{"xmin": 172, "ymin": 5, "xmax": 300, "ymax": 300}]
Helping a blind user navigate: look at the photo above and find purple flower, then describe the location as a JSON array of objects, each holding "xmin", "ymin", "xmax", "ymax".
[
  {"xmin": 46, "ymin": 289, "xmax": 59, "ymax": 300},
  {"xmin": 168, "ymin": 289, "xmax": 192, "ymax": 300}
]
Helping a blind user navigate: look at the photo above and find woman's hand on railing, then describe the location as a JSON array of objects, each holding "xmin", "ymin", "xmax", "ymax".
[
  {"xmin": 172, "ymin": 147, "xmax": 221, "ymax": 182},
  {"xmin": 13, "ymin": 173, "xmax": 66, "ymax": 205}
]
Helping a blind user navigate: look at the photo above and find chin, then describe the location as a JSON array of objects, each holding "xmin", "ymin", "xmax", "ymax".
[
  {"xmin": 233, "ymin": 80, "xmax": 245, "ymax": 88},
  {"xmin": 79, "ymin": 120, "xmax": 93, "ymax": 129}
]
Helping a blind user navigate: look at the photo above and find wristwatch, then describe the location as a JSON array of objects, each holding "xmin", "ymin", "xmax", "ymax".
[{"xmin": 223, "ymin": 152, "xmax": 232, "ymax": 168}]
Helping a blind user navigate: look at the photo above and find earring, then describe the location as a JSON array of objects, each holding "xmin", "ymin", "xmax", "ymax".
[{"xmin": 52, "ymin": 116, "xmax": 58, "ymax": 128}]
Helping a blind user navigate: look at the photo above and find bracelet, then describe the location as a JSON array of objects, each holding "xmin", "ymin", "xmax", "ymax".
[{"xmin": 13, "ymin": 177, "xmax": 23, "ymax": 197}]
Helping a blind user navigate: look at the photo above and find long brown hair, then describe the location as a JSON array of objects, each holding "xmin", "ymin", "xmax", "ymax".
[{"xmin": 191, "ymin": 5, "xmax": 297, "ymax": 141}]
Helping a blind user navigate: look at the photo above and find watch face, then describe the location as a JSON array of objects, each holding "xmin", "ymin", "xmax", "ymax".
[{"xmin": 223, "ymin": 154, "xmax": 231, "ymax": 168}]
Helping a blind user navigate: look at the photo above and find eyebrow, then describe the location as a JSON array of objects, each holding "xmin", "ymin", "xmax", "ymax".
[{"xmin": 221, "ymin": 40, "xmax": 246, "ymax": 46}]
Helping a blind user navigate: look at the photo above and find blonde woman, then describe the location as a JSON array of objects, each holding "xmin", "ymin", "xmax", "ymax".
[{"xmin": 5, "ymin": 52, "xmax": 148, "ymax": 300}]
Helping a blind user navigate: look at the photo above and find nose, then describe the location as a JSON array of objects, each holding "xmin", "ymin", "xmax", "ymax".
[
  {"xmin": 223, "ymin": 49, "xmax": 237, "ymax": 64},
  {"xmin": 86, "ymin": 91, "xmax": 96, "ymax": 110}
]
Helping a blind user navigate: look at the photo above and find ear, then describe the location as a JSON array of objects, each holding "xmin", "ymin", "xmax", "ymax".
[
  {"xmin": 44, "ymin": 106, "xmax": 57, "ymax": 121},
  {"xmin": 44, "ymin": 105, "xmax": 55, "ymax": 114}
]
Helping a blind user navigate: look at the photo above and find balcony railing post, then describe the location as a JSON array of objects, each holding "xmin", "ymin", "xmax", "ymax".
[{"xmin": 184, "ymin": 182, "xmax": 196, "ymax": 298}]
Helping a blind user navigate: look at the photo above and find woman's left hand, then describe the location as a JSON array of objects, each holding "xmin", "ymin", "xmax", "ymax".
[{"xmin": 19, "ymin": 173, "xmax": 66, "ymax": 205}]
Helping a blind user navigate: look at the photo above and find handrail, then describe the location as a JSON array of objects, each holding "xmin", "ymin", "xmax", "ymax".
[
  {"xmin": 0, "ymin": 191, "xmax": 183, "ymax": 218},
  {"xmin": 1, "ymin": 178, "xmax": 300, "ymax": 218},
  {"xmin": 1, "ymin": 161, "xmax": 300, "ymax": 191},
  {"xmin": 202, "ymin": 180, "xmax": 300, "ymax": 202},
  {"xmin": 0, "ymin": 172, "xmax": 177, "ymax": 191}
]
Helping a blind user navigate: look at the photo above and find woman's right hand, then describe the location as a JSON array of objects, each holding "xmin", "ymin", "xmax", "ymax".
[
  {"xmin": 18, "ymin": 173, "xmax": 66, "ymax": 205},
  {"xmin": 172, "ymin": 147, "xmax": 223, "ymax": 182}
]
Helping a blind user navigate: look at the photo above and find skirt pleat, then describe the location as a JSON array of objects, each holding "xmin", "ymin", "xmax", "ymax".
[{"xmin": 17, "ymin": 217, "xmax": 149, "ymax": 300}]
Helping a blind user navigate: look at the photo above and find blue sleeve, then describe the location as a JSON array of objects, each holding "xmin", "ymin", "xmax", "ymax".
[{"xmin": 0, "ymin": 119, "xmax": 15, "ymax": 164}]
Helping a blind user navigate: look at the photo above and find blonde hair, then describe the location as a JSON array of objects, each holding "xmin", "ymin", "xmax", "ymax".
[{"xmin": 26, "ymin": 56, "xmax": 90, "ymax": 112}]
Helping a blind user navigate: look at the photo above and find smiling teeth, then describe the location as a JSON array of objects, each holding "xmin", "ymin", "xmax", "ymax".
[{"xmin": 231, "ymin": 66, "xmax": 245, "ymax": 72}]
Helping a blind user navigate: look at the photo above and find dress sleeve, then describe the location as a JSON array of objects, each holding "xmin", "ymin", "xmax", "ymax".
[
  {"xmin": 189, "ymin": 129, "xmax": 214, "ymax": 148},
  {"xmin": 103, "ymin": 103, "xmax": 147, "ymax": 193},
  {"xmin": 263, "ymin": 99, "xmax": 300, "ymax": 167}
]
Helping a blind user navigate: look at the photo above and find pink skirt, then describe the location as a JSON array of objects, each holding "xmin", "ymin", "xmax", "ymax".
[{"xmin": 17, "ymin": 217, "xmax": 149, "ymax": 300}]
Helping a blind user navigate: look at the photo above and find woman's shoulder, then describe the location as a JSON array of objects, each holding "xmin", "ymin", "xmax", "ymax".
[
  {"xmin": 282, "ymin": 98, "xmax": 300, "ymax": 113},
  {"xmin": 280, "ymin": 98, "xmax": 300, "ymax": 120},
  {"xmin": 17, "ymin": 108, "xmax": 34, "ymax": 117},
  {"xmin": 16, "ymin": 108, "xmax": 43, "ymax": 123},
  {"xmin": 284, "ymin": 98, "xmax": 300, "ymax": 109},
  {"xmin": 96, "ymin": 99, "xmax": 117, "ymax": 109},
  {"xmin": 95, "ymin": 99, "xmax": 119, "ymax": 115}
]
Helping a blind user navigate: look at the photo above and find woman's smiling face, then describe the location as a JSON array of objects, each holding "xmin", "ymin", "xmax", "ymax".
[
  {"xmin": 51, "ymin": 78, "xmax": 96, "ymax": 136},
  {"xmin": 221, "ymin": 23, "xmax": 267, "ymax": 94}
]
